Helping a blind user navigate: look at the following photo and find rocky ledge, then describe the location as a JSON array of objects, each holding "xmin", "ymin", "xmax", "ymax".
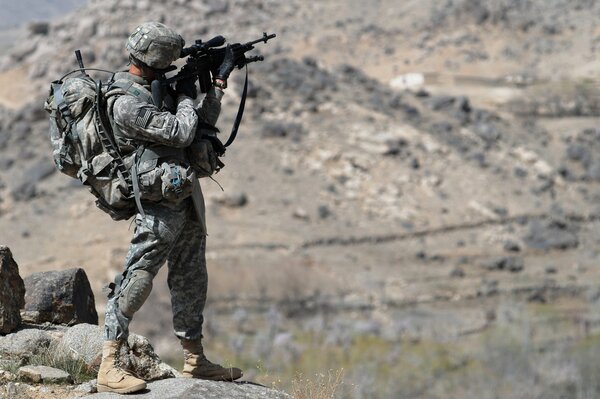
[
  {"xmin": 0, "ymin": 247, "xmax": 289, "ymax": 398},
  {"xmin": 89, "ymin": 378, "xmax": 289, "ymax": 399}
]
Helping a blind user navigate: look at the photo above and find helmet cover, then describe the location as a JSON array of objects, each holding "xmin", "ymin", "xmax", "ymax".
[{"xmin": 126, "ymin": 21, "xmax": 184, "ymax": 70}]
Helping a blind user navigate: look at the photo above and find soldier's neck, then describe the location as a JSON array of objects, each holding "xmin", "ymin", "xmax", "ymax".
[{"xmin": 129, "ymin": 64, "xmax": 155, "ymax": 82}]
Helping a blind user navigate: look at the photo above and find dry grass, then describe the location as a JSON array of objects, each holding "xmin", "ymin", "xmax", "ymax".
[
  {"xmin": 291, "ymin": 369, "xmax": 344, "ymax": 399},
  {"xmin": 28, "ymin": 341, "xmax": 96, "ymax": 384}
]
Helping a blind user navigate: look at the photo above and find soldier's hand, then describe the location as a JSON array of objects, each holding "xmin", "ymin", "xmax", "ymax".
[
  {"xmin": 215, "ymin": 45, "xmax": 235, "ymax": 82},
  {"xmin": 175, "ymin": 76, "xmax": 197, "ymax": 99}
]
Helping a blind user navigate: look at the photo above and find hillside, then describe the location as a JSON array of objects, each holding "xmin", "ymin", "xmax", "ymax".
[{"xmin": 1, "ymin": 1, "xmax": 600, "ymax": 398}]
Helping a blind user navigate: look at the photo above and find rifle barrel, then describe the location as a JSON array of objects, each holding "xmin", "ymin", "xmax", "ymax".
[{"xmin": 244, "ymin": 32, "xmax": 276, "ymax": 47}]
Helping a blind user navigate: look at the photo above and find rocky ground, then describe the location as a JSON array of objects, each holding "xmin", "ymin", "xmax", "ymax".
[{"xmin": 1, "ymin": 0, "xmax": 600, "ymax": 398}]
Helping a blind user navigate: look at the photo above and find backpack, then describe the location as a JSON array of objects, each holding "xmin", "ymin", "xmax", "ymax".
[{"xmin": 44, "ymin": 67, "xmax": 140, "ymax": 221}]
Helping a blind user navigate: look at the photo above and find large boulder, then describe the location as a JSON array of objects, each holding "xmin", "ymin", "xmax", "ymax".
[
  {"xmin": 59, "ymin": 323, "xmax": 105, "ymax": 367},
  {"xmin": 0, "ymin": 328, "xmax": 53, "ymax": 358},
  {"xmin": 0, "ymin": 246, "xmax": 25, "ymax": 334},
  {"xmin": 22, "ymin": 268, "xmax": 98, "ymax": 325}
]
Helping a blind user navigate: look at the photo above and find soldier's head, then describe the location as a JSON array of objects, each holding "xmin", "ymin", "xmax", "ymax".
[{"xmin": 126, "ymin": 21, "xmax": 184, "ymax": 79}]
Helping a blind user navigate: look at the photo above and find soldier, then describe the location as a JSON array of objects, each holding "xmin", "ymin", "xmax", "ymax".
[{"xmin": 97, "ymin": 21, "xmax": 242, "ymax": 394}]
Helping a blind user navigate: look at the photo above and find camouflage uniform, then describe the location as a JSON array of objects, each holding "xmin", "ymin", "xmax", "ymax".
[{"xmin": 103, "ymin": 71, "xmax": 224, "ymax": 342}]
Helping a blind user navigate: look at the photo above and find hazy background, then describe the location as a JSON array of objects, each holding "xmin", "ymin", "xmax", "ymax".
[{"xmin": 2, "ymin": 1, "xmax": 600, "ymax": 398}]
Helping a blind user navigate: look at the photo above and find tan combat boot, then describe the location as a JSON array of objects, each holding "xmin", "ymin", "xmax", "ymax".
[
  {"xmin": 181, "ymin": 338, "xmax": 243, "ymax": 381},
  {"xmin": 97, "ymin": 340, "xmax": 147, "ymax": 394}
]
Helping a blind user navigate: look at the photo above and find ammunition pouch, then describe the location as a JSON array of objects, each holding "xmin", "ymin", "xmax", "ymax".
[{"xmin": 187, "ymin": 123, "xmax": 225, "ymax": 178}]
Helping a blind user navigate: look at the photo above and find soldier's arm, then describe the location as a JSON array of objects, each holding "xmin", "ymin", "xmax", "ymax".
[
  {"xmin": 196, "ymin": 86, "xmax": 224, "ymax": 126},
  {"xmin": 113, "ymin": 95, "xmax": 198, "ymax": 148}
]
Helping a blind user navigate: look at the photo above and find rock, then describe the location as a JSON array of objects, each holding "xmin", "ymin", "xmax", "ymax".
[
  {"xmin": 11, "ymin": 160, "xmax": 56, "ymax": 201},
  {"xmin": 527, "ymin": 290, "xmax": 547, "ymax": 303},
  {"xmin": 0, "ymin": 328, "xmax": 52, "ymax": 357},
  {"xmin": 481, "ymin": 257, "xmax": 524, "ymax": 272},
  {"xmin": 15, "ymin": 102, "xmax": 50, "ymax": 124},
  {"xmin": 75, "ymin": 379, "xmax": 97, "ymax": 393},
  {"xmin": 545, "ymin": 265, "xmax": 558, "ymax": 274},
  {"xmin": 587, "ymin": 162, "xmax": 600, "ymax": 181},
  {"xmin": 18, "ymin": 365, "xmax": 72, "ymax": 384},
  {"xmin": 317, "ymin": 205, "xmax": 332, "ymax": 219},
  {"xmin": 514, "ymin": 167, "xmax": 528, "ymax": 178},
  {"xmin": 0, "ymin": 370, "xmax": 17, "ymax": 381},
  {"xmin": 119, "ymin": 333, "xmax": 179, "ymax": 381},
  {"xmin": 450, "ymin": 267, "xmax": 465, "ymax": 278},
  {"xmin": 11, "ymin": 182, "xmax": 38, "ymax": 201},
  {"xmin": 59, "ymin": 323, "xmax": 104, "ymax": 367},
  {"xmin": 204, "ymin": 0, "xmax": 229, "ymax": 16},
  {"xmin": 22, "ymin": 268, "xmax": 98, "ymax": 326},
  {"xmin": 292, "ymin": 208, "xmax": 310, "ymax": 220},
  {"xmin": 478, "ymin": 279, "xmax": 499, "ymax": 297},
  {"xmin": 24, "ymin": 160, "xmax": 56, "ymax": 184},
  {"xmin": 261, "ymin": 121, "xmax": 305, "ymax": 141},
  {"xmin": 77, "ymin": 17, "xmax": 97, "ymax": 38},
  {"xmin": 0, "ymin": 247, "xmax": 25, "ymax": 334},
  {"xmin": 474, "ymin": 122, "xmax": 501, "ymax": 143},
  {"xmin": 5, "ymin": 381, "xmax": 17, "ymax": 397},
  {"xmin": 11, "ymin": 120, "xmax": 31, "ymax": 135},
  {"xmin": 566, "ymin": 143, "xmax": 591, "ymax": 164},
  {"xmin": 503, "ymin": 240, "xmax": 521, "ymax": 252},
  {"xmin": 214, "ymin": 192, "xmax": 248, "ymax": 208},
  {"xmin": 86, "ymin": 377, "xmax": 290, "ymax": 398},
  {"xmin": 27, "ymin": 22, "xmax": 49, "ymax": 36},
  {"xmin": 424, "ymin": 95, "xmax": 457, "ymax": 111},
  {"xmin": 524, "ymin": 218, "xmax": 579, "ymax": 250}
]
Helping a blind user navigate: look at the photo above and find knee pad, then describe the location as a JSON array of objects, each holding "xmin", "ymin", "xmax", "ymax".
[{"xmin": 118, "ymin": 270, "xmax": 153, "ymax": 318}]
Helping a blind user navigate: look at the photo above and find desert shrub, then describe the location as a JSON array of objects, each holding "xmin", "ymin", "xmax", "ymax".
[
  {"xmin": 28, "ymin": 341, "xmax": 96, "ymax": 384},
  {"xmin": 292, "ymin": 369, "xmax": 344, "ymax": 399}
]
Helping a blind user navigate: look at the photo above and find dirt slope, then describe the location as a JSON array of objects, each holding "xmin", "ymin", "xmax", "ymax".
[{"xmin": 1, "ymin": 1, "xmax": 600, "ymax": 398}]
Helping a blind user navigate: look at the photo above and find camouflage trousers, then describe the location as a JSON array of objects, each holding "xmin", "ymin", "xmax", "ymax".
[{"xmin": 104, "ymin": 199, "xmax": 208, "ymax": 341}]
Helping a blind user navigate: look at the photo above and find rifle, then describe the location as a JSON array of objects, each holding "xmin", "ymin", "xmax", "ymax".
[{"xmin": 151, "ymin": 32, "xmax": 276, "ymax": 149}]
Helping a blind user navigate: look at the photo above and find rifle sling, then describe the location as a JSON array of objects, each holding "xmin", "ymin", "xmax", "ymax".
[{"xmin": 223, "ymin": 65, "xmax": 248, "ymax": 148}]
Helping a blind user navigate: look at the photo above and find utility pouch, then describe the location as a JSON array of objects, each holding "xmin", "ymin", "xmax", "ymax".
[
  {"xmin": 134, "ymin": 146, "xmax": 194, "ymax": 203},
  {"xmin": 187, "ymin": 138, "xmax": 224, "ymax": 178},
  {"xmin": 187, "ymin": 122, "xmax": 225, "ymax": 178},
  {"xmin": 160, "ymin": 161, "xmax": 194, "ymax": 201}
]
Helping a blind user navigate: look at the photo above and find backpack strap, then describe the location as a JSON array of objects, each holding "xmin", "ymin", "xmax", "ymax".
[
  {"xmin": 93, "ymin": 80, "xmax": 134, "ymax": 197},
  {"xmin": 106, "ymin": 79, "xmax": 155, "ymax": 226},
  {"xmin": 109, "ymin": 80, "xmax": 154, "ymax": 105}
]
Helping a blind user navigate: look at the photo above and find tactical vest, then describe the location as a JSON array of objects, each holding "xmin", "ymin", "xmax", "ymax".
[{"xmin": 107, "ymin": 77, "xmax": 195, "ymax": 219}]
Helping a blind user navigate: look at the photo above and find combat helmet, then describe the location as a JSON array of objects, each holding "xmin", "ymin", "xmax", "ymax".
[{"xmin": 126, "ymin": 22, "xmax": 184, "ymax": 70}]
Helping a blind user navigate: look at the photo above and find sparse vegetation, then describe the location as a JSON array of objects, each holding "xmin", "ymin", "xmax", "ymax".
[
  {"xmin": 28, "ymin": 341, "xmax": 96, "ymax": 384},
  {"xmin": 156, "ymin": 299, "xmax": 600, "ymax": 399},
  {"xmin": 291, "ymin": 370, "xmax": 344, "ymax": 399},
  {"xmin": 508, "ymin": 80, "xmax": 600, "ymax": 117}
]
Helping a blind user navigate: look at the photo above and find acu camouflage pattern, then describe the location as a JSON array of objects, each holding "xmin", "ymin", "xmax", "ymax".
[
  {"xmin": 126, "ymin": 22, "xmax": 184, "ymax": 70},
  {"xmin": 104, "ymin": 71, "xmax": 223, "ymax": 341},
  {"xmin": 105, "ymin": 201, "xmax": 208, "ymax": 341},
  {"xmin": 110, "ymin": 74, "xmax": 198, "ymax": 148},
  {"xmin": 45, "ymin": 76, "xmax": 137, "ymax": 219},
  {"xmin": 107, "ymin": 72, "xmax": 222, "ymax": 151}
]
